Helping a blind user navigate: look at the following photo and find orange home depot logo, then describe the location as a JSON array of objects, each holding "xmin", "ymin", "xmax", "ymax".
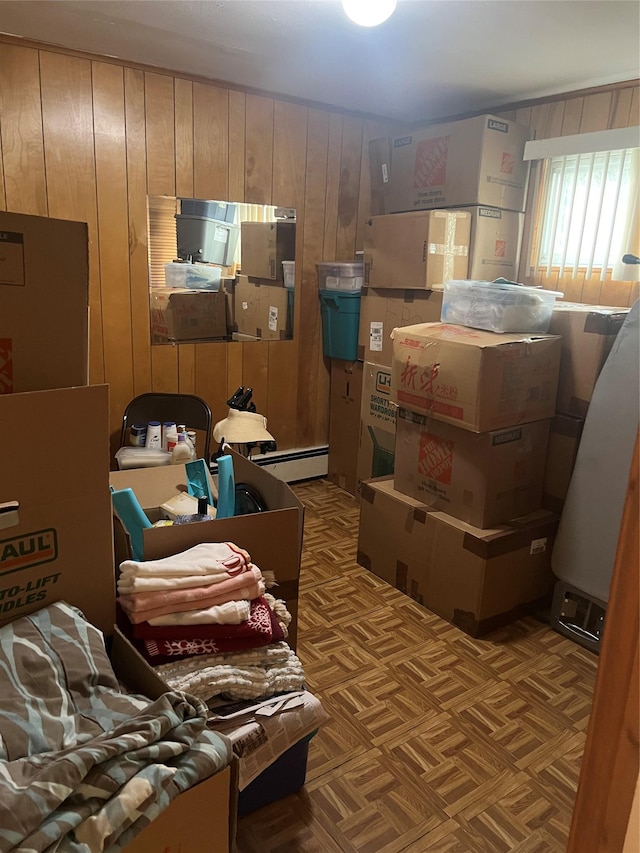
[
  {"xmin": 0, "ymin": 529, "xmax": 57, "ymax": 577},
  {"xmin": 418, "ymin": 433, "xmax": 454, "ymax": 485},
  {"xmin": 501, "ymin": 152, "xmax": 515, "ymax": 175},
  {"xmin": 414, "ymin": 135, "xmax": 450, "ymax": 188},
  {"xmin": 0, "ymin": 339, "xmax": 13, "ymax": 394},
  {"xmin": 495, "ymin": 240, "xmax": 506, "ymax": 258}
]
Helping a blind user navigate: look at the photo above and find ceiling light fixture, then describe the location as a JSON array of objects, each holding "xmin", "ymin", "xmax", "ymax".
[{"xmin": 342, "ymin": 0, "xmax": 397, "ymax": 27}]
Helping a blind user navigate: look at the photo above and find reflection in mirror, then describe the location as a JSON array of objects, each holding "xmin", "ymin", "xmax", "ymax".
[{"xmin": 147, "ymin": 196, "xmax": 296, "ymax": 345}]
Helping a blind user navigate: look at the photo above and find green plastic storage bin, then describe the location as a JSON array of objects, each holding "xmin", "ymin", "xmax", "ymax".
[{"xmin": 319, "ymin": 289, "xmax": 361, "ymax": 361}]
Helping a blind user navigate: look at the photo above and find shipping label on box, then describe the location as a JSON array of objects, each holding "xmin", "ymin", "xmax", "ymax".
[
  {"xmin": 548, "ymin": 303, "xmax": 629, "ymax": 417},
  {"xmin": 467, "ymin": 206, "xmax": 524, "ymax": 280},
  {"xmin": 363, "ymin": 210, "xmax": 470, "ymax": 291},
  {"xmin": 391, "ymin": 322, "xmax": 561, "ymax": 432},
  {"xmin": 357, "ymin": 288, "xmax": 443, "ymax": 365},
  {"xmin": 357, "ymin": 363, "xmax": 397, "ymax": 494},
  {"xmin": 389, "ymin": 115, "xmax": 531, "ymax": 214},
  {"xmin": 357, "ymin": 478, "xmax": 557, "ymax": 636},
  {"xmin": 394, "ymin": 409, "xmax": 550, "ymax": 528}
]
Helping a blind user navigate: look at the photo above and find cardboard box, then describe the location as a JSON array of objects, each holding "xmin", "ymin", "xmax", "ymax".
[
  {"xmin": 542, "ymin": 413, "xmax": 584, "ymax": 514},
  {"xmin": 389, "ymin": 114, "xmax": 531, "ymax": 214},
  {"xmin": 357, "ymin": 363, "xmax": 396, "ymax": 494},
  {"xmin": 467, "ymin": 206, "xmax": 525, "ymax": 281},
  {"xmin": 363, "ymin": 210, "xmax": 471, "ymax": 291},
  {"xmin": 150, "ymin": 289, "xmax": 228, "ymax": 343},
  {"xmin": 240, "ymin": 221, "xmax": 295, "ymax": 282},
  {"xmin": 109, "ymin": 450, "xmax": 304, "ymax": 649},
  {"xmin": 357, "ymin": 288, "xmax": 443, "ymax": 365},
  {"xmin": 391, "ymin": 322, "xmax": 561, "ymax": 432},
  {"xmin": 328, "ymin": 360, "xmax": 363, "ymax": 496},
  {"xmin": 221, "ymin": 276, "xmax": 237, "ymax": 333},
  {"xmin": 234, "ymin": 275, "xmax": 292, "ymax": 340},
  {"xmin": 357, "ymin": 478, "xmax": 558, "ymax": 637},
  {"xmin": 394, "ymin": 409, "xmax": 550, "ymax": 528},
  {"xmin": 548, "ymin": 303, "xmax": 629, "ymax": 417},
  {"xmin": 369, "ymin": 136, "xmax": 392, "ymax": 216},
  {"xmin": 0, "ymin": 385, "xmax": 116, "ymax": 635},
  {"xmin": 121, "ymin": 758, "xmax": 235, "ymax": 853},
  {"xmin": 0, "ymin": 210, "xmax": 89, "ymax": 394}
]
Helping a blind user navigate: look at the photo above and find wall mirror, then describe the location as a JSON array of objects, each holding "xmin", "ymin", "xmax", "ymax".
[{"xmin": 147, "ymin": 196, "xmax": 296, "ymax": 346}]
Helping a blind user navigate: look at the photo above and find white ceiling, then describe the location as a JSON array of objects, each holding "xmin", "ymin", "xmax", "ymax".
[{"xmin": 1, "ymin": 0, "xmax": 639, "ymax": 123}]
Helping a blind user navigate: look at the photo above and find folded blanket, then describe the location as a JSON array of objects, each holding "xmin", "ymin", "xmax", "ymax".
[
  {"xmin": 118, "ymin": 565, "xmax": 266, "ymax": 624},
  {"xmin": 132, "ymin": 595, "xmax": 281, "ymax": 639},
  {"xmin": 0, "ymin": 601, "xmax": 232, "ymax": 853},
  {"xmin": 119, "ymin": 541, "xmax": 251, "ymax": 581},
  {"xmin": 155, "ymin": 642, "xmax": 306, "ymax": 702},
  {"xmin": 118, "ymin": 564, "xmax": 252, "ymax": 595},
  {"xmin": 148, "ymin": 600, "xmax": 251, "ymax": 627}
]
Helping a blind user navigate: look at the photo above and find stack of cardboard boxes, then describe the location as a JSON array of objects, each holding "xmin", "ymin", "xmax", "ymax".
[{"xmin": 235, "ymin": 221, "xmax": 296, "ymax": 341}]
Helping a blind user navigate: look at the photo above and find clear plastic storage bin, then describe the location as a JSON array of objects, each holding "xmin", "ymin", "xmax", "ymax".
[
  {"xmin": 282, "ymin": 261, "xmax": 295, "ymax": 290},
  {"xmin": 317, "ymin": 262, "xmax": 363, "ymax": 291},
  {"xmin": 164, "ymin": 262, "xmax": 222, "ymax": 291},
  {"xmin": 441, "ymin": 279, "xmax": 563, "ymax": 333}
]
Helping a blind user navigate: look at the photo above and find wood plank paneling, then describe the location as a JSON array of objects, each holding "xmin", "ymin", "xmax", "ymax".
[
  {"xmin": 609, "ymin": 87, "xmax": 635, "ymax": 128},
  {"xmin": 92, "ymin": 61, "xmax": 134, "ymax": 442},
  {"xmin": 323, "ymin": 114, "xmax": 343, "ymax": 261},
  {"xmin": 39, "ymin": 50, "xmax": 104, "ymax": 384},
  {"xmin": 0, "ymin": 44, "xmax": 47, "ymax": 215},
  {"xmin": 579, "ymin": 91, "xmax": 613, "ymax": 133},
  {"xmin": 124, "ymin": 67, "xmax": 152, "ymax": 397},
  {"xmin": 193, "ymin": 82, "xmax": 229, "ymax": 201},
  {"xmin": 336, "ymin": 116, "xmax": 363, "ymax": 262},
  {"xmin": 245, "ymin": 94, "xmax": 273, "ymax": 205},
  {"xmin": 561, "ymin": 98, "xmax": 584, "ymax": 135},
  {"xmin": 194, "ymin": 343, "xmax": 230, "ymax": 434},
  {"xmin": 242, "ymin": 341, "xmax": 270, "ymax": 418},
  {"xmin": 228, "ymin": 90, "xmax": 246, "ymax": 203},
  {"xmin": 0, "ymin": 131, "xmax": 5, "ymax": 210}
]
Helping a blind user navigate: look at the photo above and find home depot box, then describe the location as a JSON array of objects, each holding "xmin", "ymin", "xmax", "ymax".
[
  {"xmin": 394, "ymin": 409, "xmax": 550, "ymax": 528},
  {"xmin": 109, "ymin": 450, "xmax": 304, "ymax": 649},
  {"xmin": 240, "ymin": 221, "xmax": 296, "ymax": 282},
  {"xmin": 0, "ymin": 210, "xmax": 89, "ymax": 394},
  {"xmin": 357, "ymin": 478, "xmax": 558, "ymax": 637},
  {"xmin": 391, "ymin": 322, "xmax": 561, "ymax": 432},
  {"xmin": 150, "ymin": 289, "xmax": 228, "ymax": 343},
  {"xmin": 357, "ymin": 363, "xmax": 396, "ymax": 494},
  {"xmin": 234, "ymin": 275, "xmax": 291, "ymax": 340},
  {"xmin": 358, "ymin": 288, "xmax": 443, "ymax": 366},
  {"xmin": 542, "ymin": 414, "xmax": 585, "ymax": 514},
  {"xmin": 0, "ymin": 385, "xmax": 115, "ymax": 634},
  {"xmin": 548, "ymin": 303, "xmax": 629, "ymax": 417},
  {"xmin": 363, "ymin": 210, "xmax": 471, "ymax": 291},
  {"xmin": 389, "ymin": 114, "xmax": 531, "ymax": 214},
  {"xmin": 328, "ymin": 360, "xmax": 363, "ymax": 496},
  {"xmin": 467, "ymin": 206, "xmax": 524, "ymax": 280}
]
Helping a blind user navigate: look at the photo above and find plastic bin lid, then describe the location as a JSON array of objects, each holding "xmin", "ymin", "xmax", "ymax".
[{"xmin": 444, "ymin": 279, "xmax": 563, "ymax": 298}]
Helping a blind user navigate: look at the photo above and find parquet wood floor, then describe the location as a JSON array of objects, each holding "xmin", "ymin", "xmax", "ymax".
[{"xmin": 235, "ymin": 479, "xmax": 598, "ymax": 853}]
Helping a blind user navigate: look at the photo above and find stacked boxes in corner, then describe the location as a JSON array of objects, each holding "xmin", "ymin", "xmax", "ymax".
[{"xmin": 236, "ymin": 221, "xmax": 295, "ymax": 340}]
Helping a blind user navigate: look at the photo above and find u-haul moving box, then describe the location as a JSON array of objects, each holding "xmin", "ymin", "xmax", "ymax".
[
  {"xmin": 357, "ymin": 363, "xmax": 396, "ymax": 495},
  {"xmin": 389, "ymin": 114, "xmax": 531, "ymax": 214}
]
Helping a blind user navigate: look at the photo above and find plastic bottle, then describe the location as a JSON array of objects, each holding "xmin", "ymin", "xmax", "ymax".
[
  {"xmin": 171, "ymin": 432, "xmax": 194, "ymax": 464},
  {"xmin": 163, "ymin": 421, "xmax": 178, "ymax": 451},
  {"xmin": 145, "ymin": 421, "xmax": 162, "ymax": 448}
]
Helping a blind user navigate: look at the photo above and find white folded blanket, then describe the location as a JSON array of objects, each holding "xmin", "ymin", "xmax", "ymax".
[
  {"xmin": 147, "ymin": 600, "xmax": 251, "ymax": 626},
  {"xmin": 118, "ymin": 569, "xmax": 250, "ymax": 595},
  {"xmin": 119, "ymin": 542, "xmax": 251, "ymax": 580}
]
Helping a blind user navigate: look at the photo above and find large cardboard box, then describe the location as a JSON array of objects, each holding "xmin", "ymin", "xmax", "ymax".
[
  {"xmin": 0, "ymin": 385, "xmax": 115, "ymax": 634},
  {"xmin": 394, "ymin": 409, "xmax": 550, "ymax": 528},
  {"xmin": 357, "ymin": 363, "xmax": 396, "ymax": 495},
  {"xmin": 548, "ymin": 303, "xmax": 629, "ymax": 417},
  {"xmin": 542, "ymin": 413, "xmax": 584, "ymax": 514},
  {"xmin": 389, "ymin": 114, "xmax": 531, "ymax": 214},
  {"xmin": 234, "ymin": 275, "xmax": 291, "ymax": 340},
  {"xmin": 391, "ymin": 322, "xmax": 561, "ymax": 432},
  {"xmin": 357, "ymin": 288, "xmax": 443, "ymax": 366},
  {"xmin": 467, "ymin": 206, "xmax": 524, "ymax": 281},
  {"xmin": 0, "ymin": 211, "xmax": 89, "ymax": 394},
  {"xmin": 369, "ymin": 136, "xmax": 392, "ymax": 216},
  {"xmin": 240, "ymin": 221, "xmax": 295, "ymax": 282},
  {"xmin": 357, "ymin": 478, "xmax": 558, "ymax": 637},
  {"xmin": 109, "ymin": 450, "xmax": 304, "ymax": 649},
  {"xmin": 150, "ymin": 289, "xmax": 228, "ymax": 343},
  {"xmin": 363, "ymin": 210, "xmax": 471, "ymax": 290},
  {"xmin": 328, "ymin": 360, "xmax": 363, "ymax": 496}
]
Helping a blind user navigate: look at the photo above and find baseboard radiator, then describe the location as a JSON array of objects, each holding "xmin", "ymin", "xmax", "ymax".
[{"xmin": 212, "ymin": 445, "xmax": 328, "ymax": 484}]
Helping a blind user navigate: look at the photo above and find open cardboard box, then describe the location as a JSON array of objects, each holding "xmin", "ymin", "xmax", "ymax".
[
  {"xmin": 0, "ymin": 384, "xmax": 237, "ymax": 851},
  {"xmin": 109, "ymin": 449, "xmax": 304, "ymax": 649}
]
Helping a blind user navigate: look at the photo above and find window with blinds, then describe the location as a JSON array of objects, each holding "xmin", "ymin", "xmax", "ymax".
[{"xmin": 531, "ymin": 146, "xmax": 639, "ymax": 283}]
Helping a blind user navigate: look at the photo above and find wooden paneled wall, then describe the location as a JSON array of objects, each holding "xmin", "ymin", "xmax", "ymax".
[
  {"xmin": 0, "ymin": 38, "xmax": 391, "ymax": 455},
  {"xmin": 0, "ymin": 36, "xmax": 637, "ymax": 452},
  {"xmin": 495, "ymin": 86, "xmax": 640, "ymax": 308}
]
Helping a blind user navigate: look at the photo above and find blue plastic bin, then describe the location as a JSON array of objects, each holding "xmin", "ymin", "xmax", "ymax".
[{"xmin": 319, "ymin": 289, "xmax": 361, "ymax": 361}]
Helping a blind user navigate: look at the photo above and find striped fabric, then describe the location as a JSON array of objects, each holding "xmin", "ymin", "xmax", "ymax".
[{"xmin": 0, "ymin": 601, "xmax": 232, "ymax": 853}]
